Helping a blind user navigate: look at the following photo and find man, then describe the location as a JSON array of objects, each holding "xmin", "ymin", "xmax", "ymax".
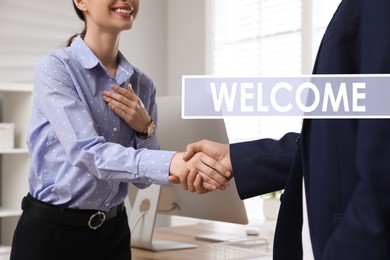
[{"xmin": 179, "ymin": 0, "xmax": 390, "ymax": 259}]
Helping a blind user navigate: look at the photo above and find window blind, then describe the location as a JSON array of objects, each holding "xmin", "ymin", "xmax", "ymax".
[
  {"xmin": 212, "ymin": 0, "xmax": 341, "ymax": 144},
  {"xmin": 0, "ymin": 0, "xmax": 82, "ymax": 83},
  {"xmin": 212, "ymin": 0, "xmax": 303, "ymax": 143}
]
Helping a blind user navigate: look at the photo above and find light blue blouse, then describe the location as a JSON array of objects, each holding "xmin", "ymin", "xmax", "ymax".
[{"xmin": 27, "ymin": 35, "xmax": 175, "ymax": 211}]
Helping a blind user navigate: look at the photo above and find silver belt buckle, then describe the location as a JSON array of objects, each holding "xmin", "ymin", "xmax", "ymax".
[{"xmin": 88, "ymin": 211, "xmax": 106, "ymax": 230}]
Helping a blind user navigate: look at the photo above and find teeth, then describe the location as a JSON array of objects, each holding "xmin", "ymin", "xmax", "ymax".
[{"xmin": 114, "ymin": 9, "xmax": 131, "ymax": 14}]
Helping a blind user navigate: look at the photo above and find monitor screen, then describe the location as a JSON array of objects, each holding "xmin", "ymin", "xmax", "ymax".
[{"xmin": 126, "ymin": 95, "xmax": 248, "ymax": 251}]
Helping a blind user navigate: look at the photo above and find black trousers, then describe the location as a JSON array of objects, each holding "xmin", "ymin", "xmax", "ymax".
[{"xmin": 10, "ymin": 208, "xmax": 131, "ymax": 260}]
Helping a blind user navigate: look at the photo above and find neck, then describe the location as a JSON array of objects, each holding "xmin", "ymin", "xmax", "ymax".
[{"xmin": 83, "ymin": 30, "xmax": 120, "ymax": 77}]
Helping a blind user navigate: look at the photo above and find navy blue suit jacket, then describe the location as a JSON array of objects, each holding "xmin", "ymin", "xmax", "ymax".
[{"xmin": 231, "ymin": 0, "xmax": 390, "ymax": 259}]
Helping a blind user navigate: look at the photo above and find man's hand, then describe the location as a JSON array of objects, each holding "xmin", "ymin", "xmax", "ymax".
[
  {"xmin": 183, "ymin": 139, "xmax": 232, "ymax": 173},
  {"xmin": 103, "ymin": 83, "xmax": 151, "ymax": 133},
  {"xmin": 168, "ymin": 152, "xmax": 231, "ymax": 193},
  {"xmin": 177, "ymin": 140, "xmax": 233, "ymax": 193},
  {"xmin": 169, "ymin": 140, "xmax": 233, "ymax": 194}
]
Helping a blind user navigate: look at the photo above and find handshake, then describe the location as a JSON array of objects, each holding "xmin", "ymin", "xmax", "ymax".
[
  {"xmin": 168, "ymin": 139, "xmax": 231, "ymax": 194},
  {"xmin": 102, "ymin": 86, "xmax": 231, "ymax": 193}
]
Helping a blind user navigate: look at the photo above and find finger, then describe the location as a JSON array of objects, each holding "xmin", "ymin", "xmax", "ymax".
[
  {"xmin": 183, "ymin": 142, "xmax": 202, "ymax": 161},
  {"xmin": 199, "ymin": 154, "xmax": 232, "ymax": 179},
  {"xmin": 127, "ymin": 83, "xmax": 135, "ymax": 94},
  {"xmin": 102, "ymin": 94, "xmax": 112, "ymax": 103},
  {"xmin": 110, "ymin": 84, "xmax": 138, "ymax": 101},
  {"xmin": 168, "ymin": 175, "xmax": 180, "ymax": 184},
  {"xmin": 105, "ymin": 97, "xmax": 132, "ymax": 117},
  {"xmin": 196, "ymin": 171, "xmax": 226, "ymax": 190},
  {"xmin": 200, "ymin": 180, "xmax": 217, "ymax": 193},
  {"xmin": 127, "ymin": 84, "xmax": 145, "ymax": 108},
  {"xmin": 194, "ymin": 174, "xmax": 215, "ymax": 193},
  {"xmin": 104, "ymin": 90, "xmax": 143, "ymax": 118},
  {"xmin": 194, "ymin": 175, "xmax": 209, "ymax": 194},
  {"xmin": 193, "ymin": 174, "xmax": 203, "ymax": 193},
  {"xmin": 191, "ymin": 154, "xmax": 230, "ymax": 187},
  {"xmin": 118, "ymin": 84, "xmax": 146, "ymax": 109},
  {"xmin": 186, "ymin": 169, "xmax": 198, "ymax": 193},
  {"xmin": 195, "ymin": 163, "xmax": 230, "ymax": 191},
  {"xmin": 103, "ymin": 90, "xmax": 134, "ymax": 107},
  {"xmin": 102, "ymin": 90, "xmax": 115, "ymax": 100},
  {"xmin": 179, "ymin": 168, "xmax": 191, "ymax": 190}
]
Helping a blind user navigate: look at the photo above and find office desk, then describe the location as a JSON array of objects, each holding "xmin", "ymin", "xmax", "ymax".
[{"xmin": 131, "ymin": 221, "xmax": 276, "ymax": 260}]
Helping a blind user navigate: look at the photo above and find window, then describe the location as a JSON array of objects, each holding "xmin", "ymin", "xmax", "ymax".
[
  {"xmin": 0, "ymin": 0, "xmax": 81, "ymax": 83},
  {"xmin": 210, "ymin": 0, "xmax": 341, "ymax": 222}
]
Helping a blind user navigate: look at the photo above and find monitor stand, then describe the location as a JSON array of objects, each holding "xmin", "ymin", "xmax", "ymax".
[{"xmin": 126, "ymin": 184, "xmax": 198, "ymax": 251}]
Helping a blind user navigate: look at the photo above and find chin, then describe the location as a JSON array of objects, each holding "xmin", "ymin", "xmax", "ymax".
[
  {"xmin": 124, "ymin": 24, "xmax": 133, "ymax": 30},
  {"xmin": 118, "ymin": 22, "xmax": 134, "ymax": 31}
]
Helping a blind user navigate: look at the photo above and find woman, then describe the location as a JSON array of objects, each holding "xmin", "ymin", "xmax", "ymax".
[{"xmin": 10, "ymin": 1, "xmax": 230, "ymax": 259}]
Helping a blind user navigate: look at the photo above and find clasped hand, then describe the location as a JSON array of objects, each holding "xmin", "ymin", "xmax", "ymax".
[{"xmin": 169, "ymin": 140, "xmax": 232, "ymax": 194}]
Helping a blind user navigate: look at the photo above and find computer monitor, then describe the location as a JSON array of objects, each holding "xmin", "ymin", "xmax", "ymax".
[{"xmin": 126, "ymin": 95, "xmax": 248, "ymax": 251}]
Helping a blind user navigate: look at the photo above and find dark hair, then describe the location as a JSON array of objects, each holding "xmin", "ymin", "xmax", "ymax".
[{"xmin": 67, "ymin": 2, "xmax": 87, "ymax": 47}]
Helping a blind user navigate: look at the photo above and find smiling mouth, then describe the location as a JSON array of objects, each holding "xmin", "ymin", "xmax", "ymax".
[{"xmin": 112, "ymin": 7, "xmax": 134, "ymax": 16}]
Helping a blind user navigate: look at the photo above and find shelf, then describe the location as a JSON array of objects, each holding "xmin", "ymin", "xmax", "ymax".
[
  {"xmin": 0, "ymin": 207, "xmax": 22, "ymax": 218},
  {"xmin": 0, "ymin": 148, "xmax": 29, "ymax": 154},
  {"xmin": 0, "ymin": 82, "xmax": 32, "ymax": 92},
  {"xmin": 0, "ymin": 81, "xmax": 32, "ymax": 251}
]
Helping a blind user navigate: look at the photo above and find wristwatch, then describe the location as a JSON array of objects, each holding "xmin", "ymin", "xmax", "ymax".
[{"xmin": 136, "ymin": 119, "xmax": 156, "ymax": 140}]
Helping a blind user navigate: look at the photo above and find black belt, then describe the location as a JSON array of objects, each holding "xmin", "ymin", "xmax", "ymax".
[{"xmin": 22, "ymin": 194, "xmax": 125, "ymax": 230}]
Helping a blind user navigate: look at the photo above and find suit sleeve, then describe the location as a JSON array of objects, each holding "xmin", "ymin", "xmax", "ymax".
[{"xmin": 230, "ymin": 132, "xmax": 299, "ymax": 200}]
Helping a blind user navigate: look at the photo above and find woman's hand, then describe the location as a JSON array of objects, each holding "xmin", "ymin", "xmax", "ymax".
[{"xmin": 103, "ymin": 83, "xmax": 151, "ymax": 133}]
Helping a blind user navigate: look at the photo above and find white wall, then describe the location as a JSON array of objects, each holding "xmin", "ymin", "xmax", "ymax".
[
  {"xmin": 166, "ymin": 0, "xmax": 208, "ymax": 96},
  {"xmin": 120, "ymin": 0, "xmax": 168, "ymax": 96}
]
